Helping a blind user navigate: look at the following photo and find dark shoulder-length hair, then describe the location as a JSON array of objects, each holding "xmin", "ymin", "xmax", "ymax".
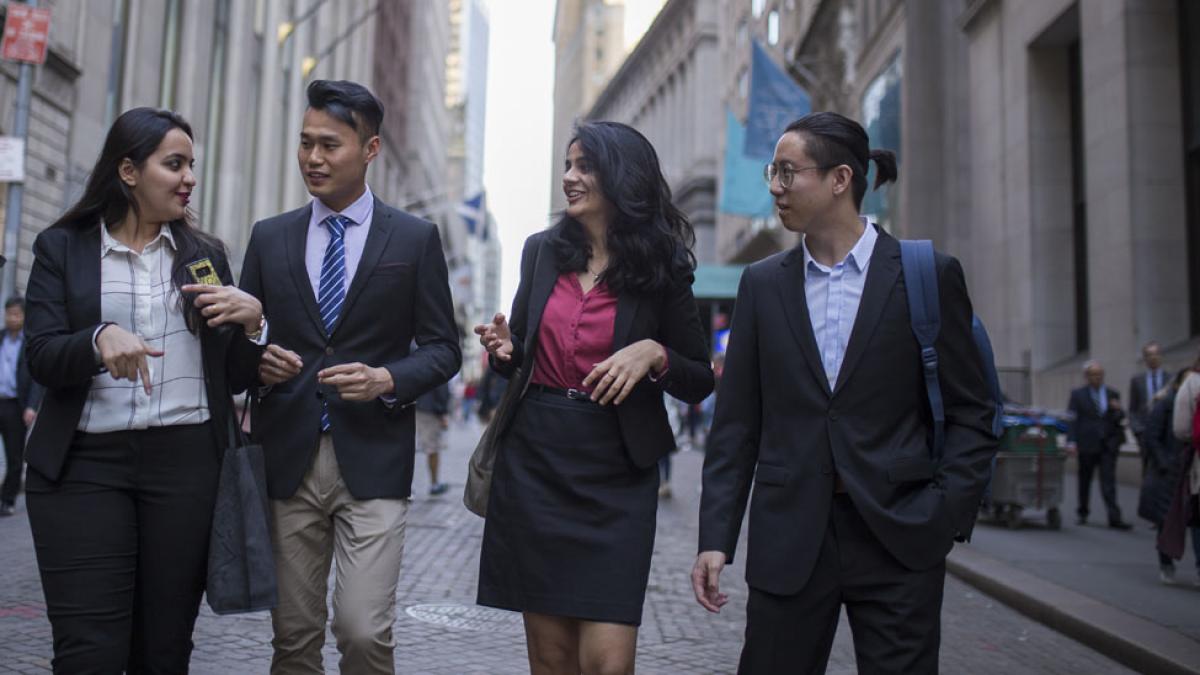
[
  {"xmin": 548, "ymin": 121, "xmax": 696, "ymax": 295},
  {"xmin": 49, "ymin": 107, "xmax": 224, "ymax": 334}
]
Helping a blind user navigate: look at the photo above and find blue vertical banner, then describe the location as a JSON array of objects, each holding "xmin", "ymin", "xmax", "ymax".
[
  {"xmin": 719, "ymin": 109, "xmax": 774, "ymax": 217},
  {"xmin": 458, "ymin": 191, "xmax": 484, "ymax": 237},
  {"xmin": 744, "ymin": 40, "xmax": 811, "ymax": 159}
]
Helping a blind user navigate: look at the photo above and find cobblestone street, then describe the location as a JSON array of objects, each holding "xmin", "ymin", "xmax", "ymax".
[{"xmin": 0, "ymin": 420, "xmax": 1136, "ymax": 673}]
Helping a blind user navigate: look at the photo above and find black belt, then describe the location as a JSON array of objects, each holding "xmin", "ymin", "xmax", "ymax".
[{"xmin": 527, "ymin": 383, "xmax": 597, "ymax": 403}]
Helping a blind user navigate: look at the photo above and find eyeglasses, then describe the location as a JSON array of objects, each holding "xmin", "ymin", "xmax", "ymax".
[{"xmin": 763, "ymin": 162, "xmax": 827, "ymax": 189}]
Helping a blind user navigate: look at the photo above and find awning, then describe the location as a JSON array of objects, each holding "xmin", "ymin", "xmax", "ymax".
[{"xmin": 692, "ymin": 265, "xmax": 746, "ymax": 300}]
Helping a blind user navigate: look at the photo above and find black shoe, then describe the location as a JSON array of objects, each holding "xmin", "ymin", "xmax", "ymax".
[
  {"xmin": 1108, "ymin": 520, "xmax": 1133, "ymax": 530},
  {"xmin": 1075, "ymin": 516, "xmax": 1087, "ymax": 526},
  {"xmin": 0, "ymin": 503, "xmax": 13, "ymax": 517}
]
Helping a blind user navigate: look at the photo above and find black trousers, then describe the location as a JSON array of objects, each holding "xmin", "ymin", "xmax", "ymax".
[
  {"xmin": 1077, "ymin": 449, "xmax": 1121, "ymax": 522},
  {"xmin": 26, "ymin": 423, "xmax": 219, "ymax": 675},
  {"xmin": 0, "ymin": 398, "xmax": 26, "ymax": 505},
  {"xmin": 739, "ymin": 494, "xmax": 946, "ymax": 675}
]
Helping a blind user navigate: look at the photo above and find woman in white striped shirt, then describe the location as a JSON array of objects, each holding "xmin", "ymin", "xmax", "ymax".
[{"xmin": 23, "ymin": 107, "xmax": 267, "ymax": 673}]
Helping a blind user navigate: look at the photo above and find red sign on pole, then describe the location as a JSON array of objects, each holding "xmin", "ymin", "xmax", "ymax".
[{"xmin": 2, "ymin": 6, "xmax": 51, "ymax": 65}]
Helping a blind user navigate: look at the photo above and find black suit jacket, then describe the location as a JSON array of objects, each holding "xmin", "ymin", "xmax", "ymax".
[
  {"xmin": 23, "ymin": 223, "xmax": 262, "ymax": 482},
  {"xmin": 240, "ymin": 199, "xmax": 461, "ymax": 500},
  {"xmin": 1129, "ymin": 371, "xmax": 1170, "ymax": 437},
  {"xmin": 490, "ymin": 231, "xmax": 714, "ymax": 468},
  {"xmin": 15, "ymin": 341, "xmax": 43, "ymax": 413},
  {"xmin": 1067, "ymin": 385, "xmax": 1124, "ymax": 454},
  {"xmin": 699, "ymin": 228, "xmax": 997, "ymax": 596}
]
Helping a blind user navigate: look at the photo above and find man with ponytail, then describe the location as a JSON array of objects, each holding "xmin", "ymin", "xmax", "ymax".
[{"xmin": 694, "ymin": 112, "xmax": 997, "ymax": 673}]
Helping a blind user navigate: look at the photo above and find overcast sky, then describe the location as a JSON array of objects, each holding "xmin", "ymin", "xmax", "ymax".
[{"xmin": 480, "ymin": 0, "xmax": 663, "ymax": 319}]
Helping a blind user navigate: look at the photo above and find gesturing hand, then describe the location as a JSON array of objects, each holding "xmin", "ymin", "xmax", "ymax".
[
  {"xmin": 474, "ymin": 313, "xmax": 514, "ymax": 362},
  {"xmin": 582, "ymin": 339, "xmax": 667, "ymax": 405},
  {"xmin": 182, "ymin": 284, "xmax": 264, "ymax": 333},
  {"xmin": 97, "ymin": 324, "xmax": 164, "ymax": 395},
  {"xmin": 259, "ymin": 344, "xmax": 303, "ymax": 386},
  {"xmin": 318, "ymin": 362, "xmax": 394, "ymax": 402},
  {"xmin": 691, "ymin": 551, "xmax": 729, "ymax": 613}
]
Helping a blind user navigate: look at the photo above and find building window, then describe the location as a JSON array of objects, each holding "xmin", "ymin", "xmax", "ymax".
[
  {"xmin": 1182, "ymin": 0, "xmax": 1200, "ymax": 334},
  {"xmin": 201, "ymin": 0, "xmax": 230, "ymax": 228},
  {"xmin": 105, "ymin": 0, "xmax": 131, "ymax": 127},
  {"xmin": 860, "ymin": 54, "xmax": 901, "ymax": 230},
  {"xmin": 752, "ymin": 0, "xmax": 765, "ymax": 19},
  {"xmin": 767, "ymin": 10, "xmax": 780, "ymax": 46},
  {"xmin": 159, "ymin": 0, "xmax": 183, "ymax": 108},
  {"xmin": 1068, "ymin": 40, "xmax": 1089, "ymax": 352}
]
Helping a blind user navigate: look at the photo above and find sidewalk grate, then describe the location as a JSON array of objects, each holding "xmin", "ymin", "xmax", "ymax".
[{"xmin": 403, "ymin": 603, "xmax": 524, "ymax": 634}]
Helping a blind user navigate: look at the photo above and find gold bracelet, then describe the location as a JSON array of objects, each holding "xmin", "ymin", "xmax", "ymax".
[{"xmin": 245, "ymin": 315, "xmax": 265, "ymax": 341}]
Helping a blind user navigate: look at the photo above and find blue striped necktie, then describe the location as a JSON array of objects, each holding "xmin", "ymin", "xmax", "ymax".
[{"xmin": 318, "ymin": 214, "xmax": 351, "ymax": 431}]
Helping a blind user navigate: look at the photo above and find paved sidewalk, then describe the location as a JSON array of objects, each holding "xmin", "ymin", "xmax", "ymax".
[
  {"xmin": 0, "ymin": 421, "xmax": 1134, "ymax": 673},
  {"xmin": 967, "ymin": 468, "xmax": 1200, "ymax": 639}
]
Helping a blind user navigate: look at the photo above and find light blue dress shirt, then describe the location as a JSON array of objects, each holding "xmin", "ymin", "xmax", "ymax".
[
  {"xmin": 0, "ymin": 331, "xmax": 20, "ymax": 399},
  {"xmin": 802, "ymin": 219, "xmax": 878, "ymax": 389},
  {"xmin": 305, "ymin": 185, "xmax": 375, "ymax": 296}
]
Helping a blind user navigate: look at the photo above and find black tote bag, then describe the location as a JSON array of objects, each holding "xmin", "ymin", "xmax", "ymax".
[{"xmin": 206, "ymin": 394, "xmax": 277, "ymax": 614}]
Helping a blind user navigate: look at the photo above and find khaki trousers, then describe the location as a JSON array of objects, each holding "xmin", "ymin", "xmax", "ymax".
[{"xmin": 269, "ymin": 435, "xmax": 409, "ymax": 675}]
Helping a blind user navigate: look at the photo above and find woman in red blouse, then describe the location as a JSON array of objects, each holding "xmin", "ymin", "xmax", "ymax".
[{"xmin": 474, "ymin": 121, "xmax": 714, "ymax": 674}]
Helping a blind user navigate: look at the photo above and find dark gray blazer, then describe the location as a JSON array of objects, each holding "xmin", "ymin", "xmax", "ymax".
[
  {"xmin": 23, "ymin": 223, "xmax": 262, "ymax": 482},
  {"xmin": 240, "ymin": 198, "xmax": 461, "ymax": 500},
  {"xmin": 489, "ymin": 230, "xmax": 714, "ymax": 469},
  {"xmin": 699, "ymin": 228, "xmax": 997, "ymax": 596}
]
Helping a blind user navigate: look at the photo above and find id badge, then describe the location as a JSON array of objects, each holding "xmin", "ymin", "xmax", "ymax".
[{"xmin": 186, "ymin": 258, "xmax": 221, "ymax": 286}]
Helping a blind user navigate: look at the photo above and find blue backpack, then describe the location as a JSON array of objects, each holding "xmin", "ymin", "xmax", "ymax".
[{"xmin": 899, "ymin": 240, "xmax": 1004, "ymax": 465}]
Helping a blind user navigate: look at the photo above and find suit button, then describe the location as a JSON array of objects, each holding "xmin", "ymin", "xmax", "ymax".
[
  {"xmin": 325, "ymin": 347, "xmax": 334, "ymax": 355},
  {"xmin": 830, "ymin": 414, "xmax": 839, "ymax": 422}
]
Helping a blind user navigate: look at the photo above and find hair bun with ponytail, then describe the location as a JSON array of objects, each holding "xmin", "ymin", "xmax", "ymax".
[{"xmin": 868, "ymin": 149, "xmax": 898, "ymax": 189}]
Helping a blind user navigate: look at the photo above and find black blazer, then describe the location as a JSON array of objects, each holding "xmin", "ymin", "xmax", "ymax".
[
  {"xmin": 240, "ymin": 199, "xmax": 461, "ymax": 500},
  {"xmin": 490, "ymin": 231, "xmax": 714, "ymax": 468},
  {"xmin": 1067, "ymin": 385, "xmax": 1124, "ymax": 454},
  {"xmin": 23, "ymin": 223, "xmax": 263, "ymax": 482},
  {"xmin": 15, "ymin": 341, "xmax": 43, "ymax": 412},
  {"xmin": 699, "ymin": 228, "xmax": 997, "ymax": 596},
  {"xmin": 1129, "ymin": 370, "xmax": 1170, "ymax": 437}
]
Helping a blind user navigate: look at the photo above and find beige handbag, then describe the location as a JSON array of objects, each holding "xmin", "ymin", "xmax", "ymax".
[{"xmin": 463, "ymin": 365, "xmax": 531, "ymax": 517}]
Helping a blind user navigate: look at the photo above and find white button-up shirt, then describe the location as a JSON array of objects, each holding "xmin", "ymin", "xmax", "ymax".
[
  {"xmin": 79, "ymin": 224, "xmax": 209, "ymax": 432},
  {"xmin": 802, "ymin": 219, "xmax": 878, "ymax": 389}
]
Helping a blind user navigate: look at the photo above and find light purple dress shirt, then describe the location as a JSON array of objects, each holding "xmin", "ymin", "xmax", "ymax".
[
  {"xmin": 305, "ymin": 186, "xmax": 375, "ymax": 296},
  {"xmin": 802, "ymin": 218, "xmax": 878, "ymax": 389}
]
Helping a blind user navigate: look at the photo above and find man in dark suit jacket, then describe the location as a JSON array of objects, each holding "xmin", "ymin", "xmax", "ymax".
[
  {"xmin": 1128, "ymin": 341, "xmax": 1170, "ymax": 471},
  {"xmin": 239, "ymin": 80, "xmax": 460, "ymax": 674},
  {"xmin": 0, "ymin": 296, "xmax": 42, "ymax": 516},
  {"xmin": 693, "ymin": 113, "xmax": 997, "ymax": 674},
  {"xmin": 1069, "ymin": 361, "xmax": 1131, "ymax": 528}
]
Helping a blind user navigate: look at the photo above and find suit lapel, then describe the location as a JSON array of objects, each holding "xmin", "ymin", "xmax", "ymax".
[
  {"xmin": 80, "ymin": 225, "xmax": 103, "ymax": 325},
  {"xmin": 611, "ymin": 292, "xmax": 639, "ymax": 352},
  {"xmin": 523, "ymin": 237, "xmax": 558, "ymax": 354},
  {"xmin": 336, "ymin": 200, "xmax": 394, "ymax": 335},
  {"xmin": 284, "ymin": 205, "xmax": 325, "ymax": 337},
  {"xmin": 834, "ymin": 229, "xmax": 901, "ymax": 393},
  {"xmin": 776, "ymin": 248, "xmax": 832, "ymax": 397}
]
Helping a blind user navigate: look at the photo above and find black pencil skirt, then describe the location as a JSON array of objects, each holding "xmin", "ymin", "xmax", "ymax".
[{"xmin": 477, "ymin": 388, "xmax": 659, "ymax": 625}]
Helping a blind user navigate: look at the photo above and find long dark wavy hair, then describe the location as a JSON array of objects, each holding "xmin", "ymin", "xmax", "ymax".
[
  {"xmin": 49, "ymin": 107, "xmax": 224, "ymax": 334},
  {"xmin": 549, "ymin": 121, "xmax": 696, "ymax": 295}
]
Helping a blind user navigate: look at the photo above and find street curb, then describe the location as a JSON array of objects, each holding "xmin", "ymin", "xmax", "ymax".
[{"xmin": 947, "ymin": 546, "xmax": 1200, "ymax": 675}]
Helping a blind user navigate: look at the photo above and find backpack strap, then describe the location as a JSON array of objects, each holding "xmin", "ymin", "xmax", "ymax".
[
  {"xmin": 971, "ymin": 315, "xmax": 1005, "ymax": 438},
  {"xmin": 899, "ymin": 240, "xmax": 945, "ymax": 462}
]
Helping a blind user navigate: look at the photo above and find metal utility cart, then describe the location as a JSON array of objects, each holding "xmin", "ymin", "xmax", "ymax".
[{"xmin": 984, "ymin": 412, "xmax": 1069, "ymax": 530}]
